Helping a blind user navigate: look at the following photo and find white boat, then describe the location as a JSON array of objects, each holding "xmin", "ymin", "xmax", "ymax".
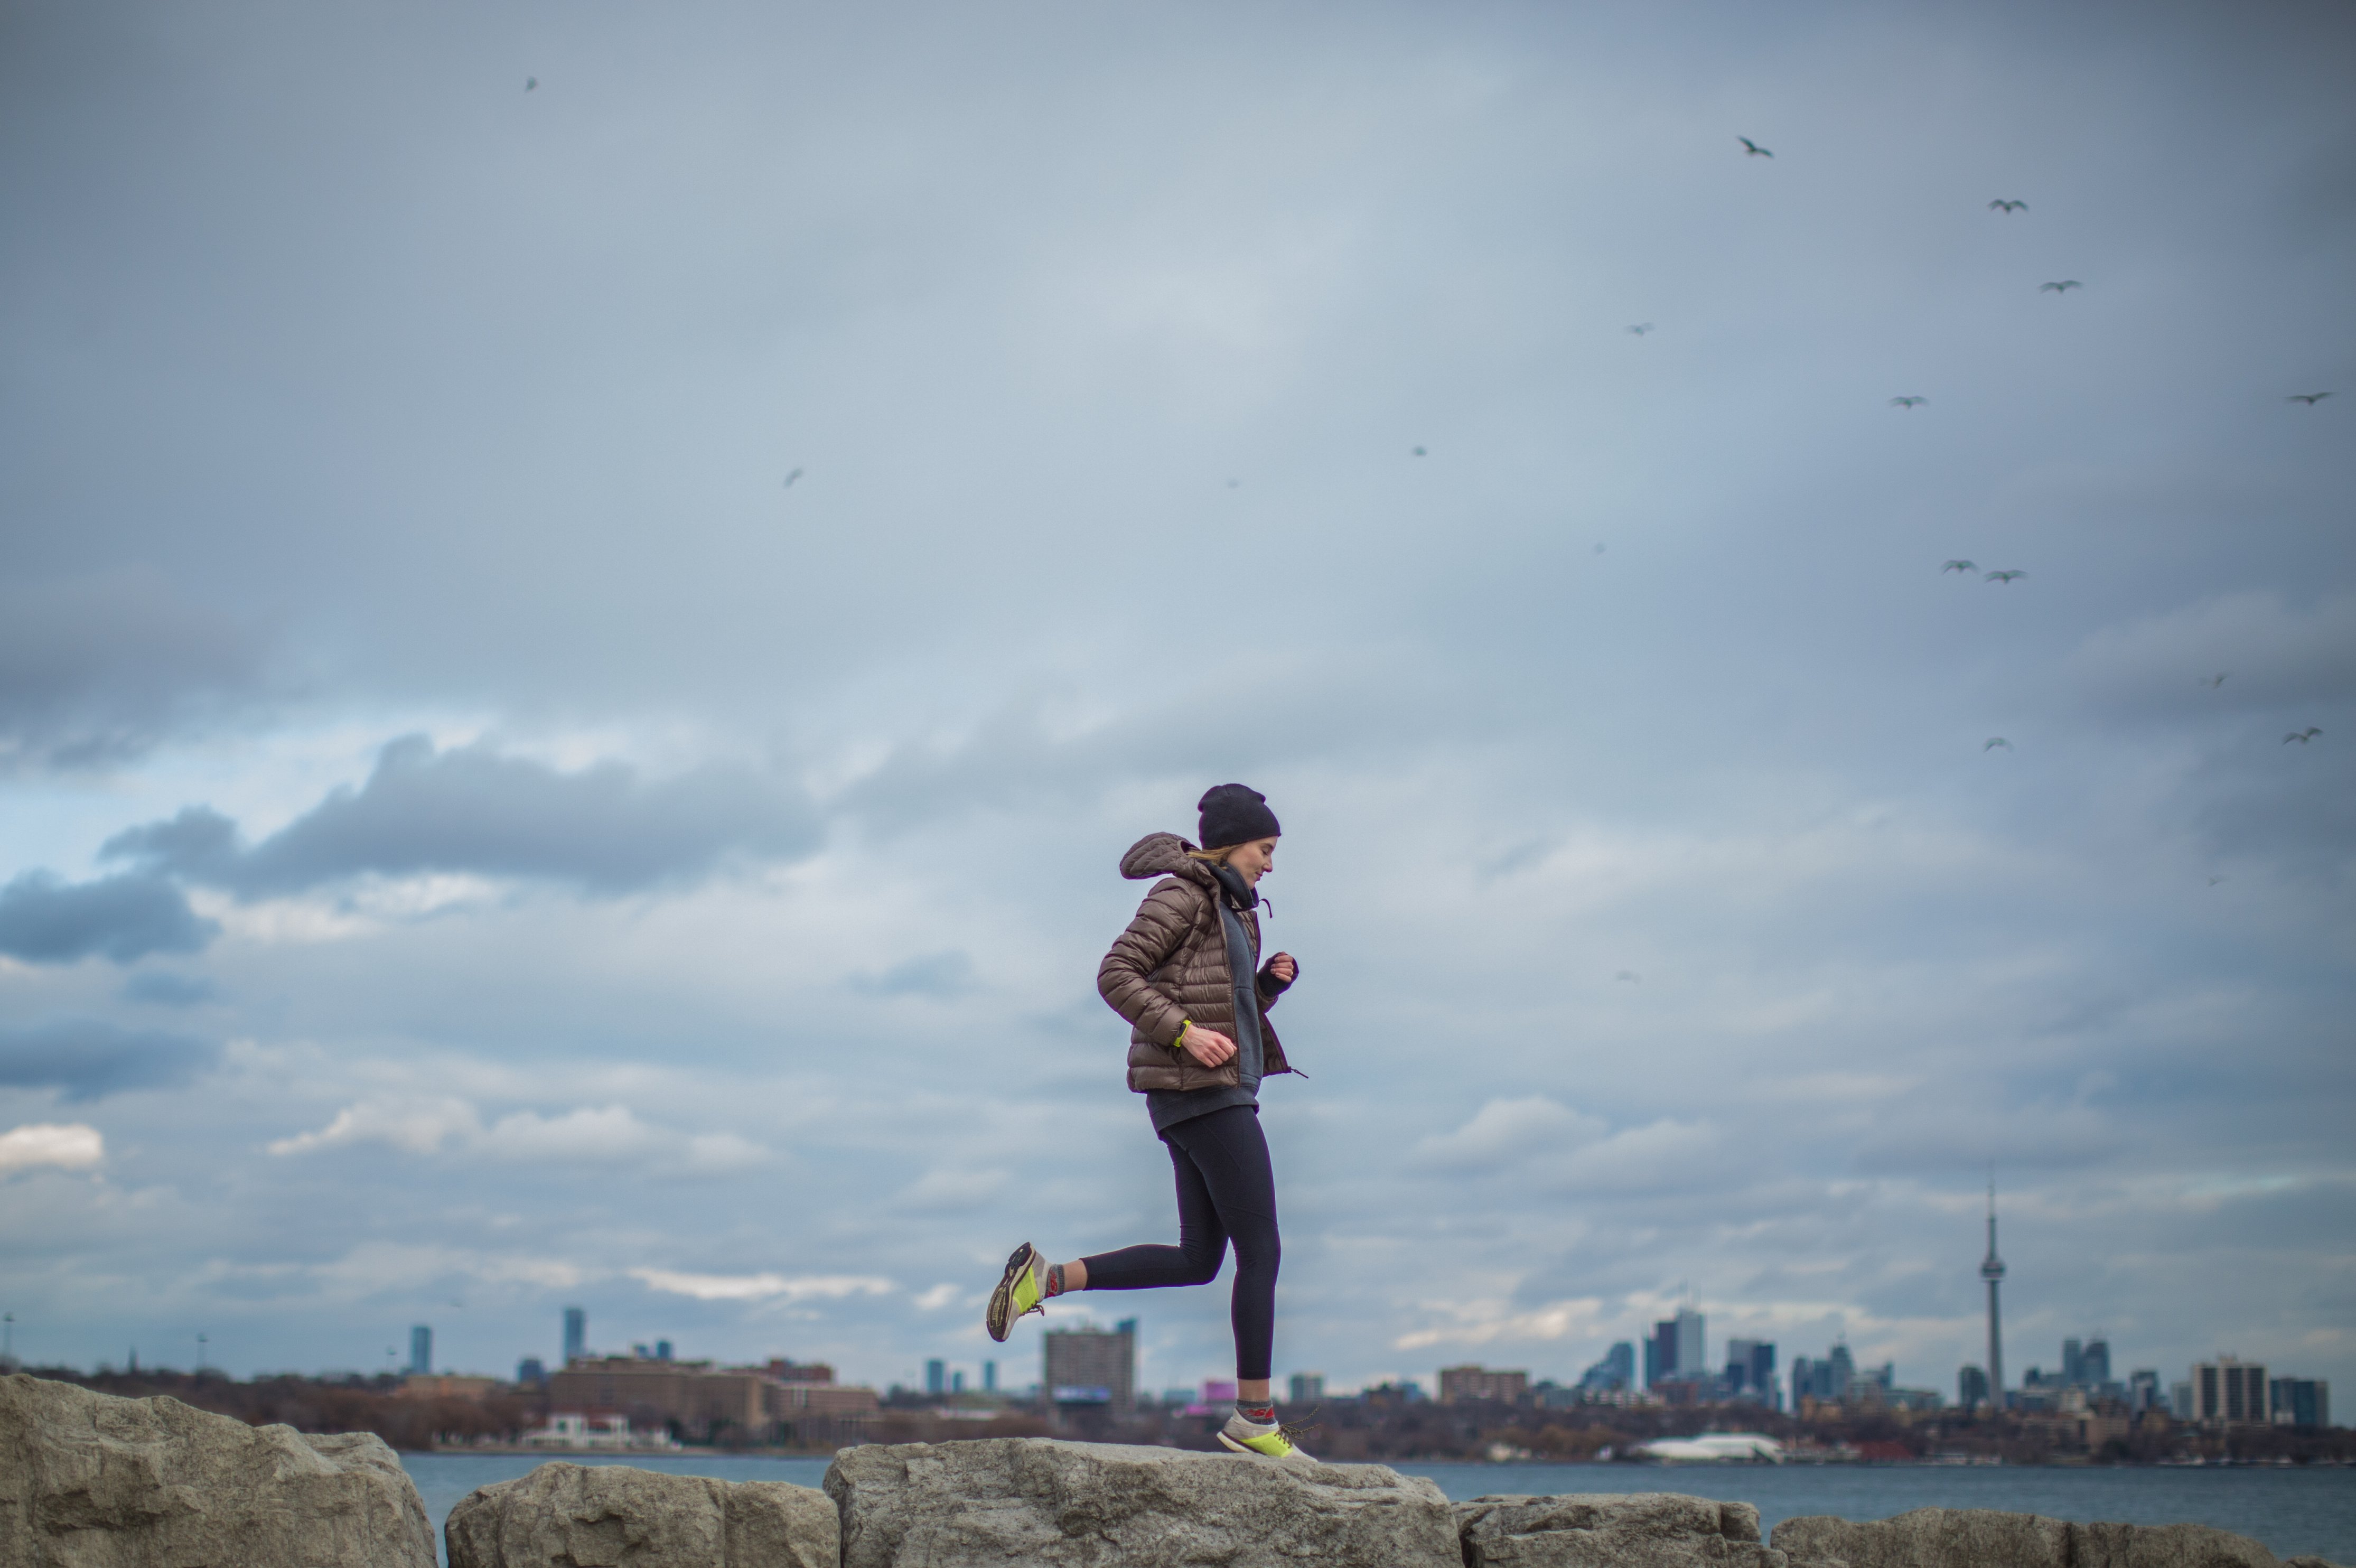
[{"xmin": 1636, "ymin": 1432, "xmax": 1785, "ymax": 1463}]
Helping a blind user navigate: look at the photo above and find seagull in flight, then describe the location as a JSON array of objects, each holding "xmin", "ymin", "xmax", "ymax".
[
  {"xmin": 1985, "ymin": 570, "xmax": 2026, "ymax": 584},
  {"xmin": 1942, "ymin": 559, "xmax": 1977, "ymax": 574},
  {"xmin": 2285, "ymin": 728, "xmax": 2321, "ymax": 744},
  {"xmin": 1890, "ymin": 396, "xmax": 1927, "ymax": 408},
  {"xmin": 525, "ymin": 77, "xmax": 537, "ymax": 91},
  {"xmin": 2208, "ymin": 875, "xmax": 2228, "ymax": 886},
  {"xmin": 1738, "ymin": 137, "xmax": 1772, "ymax": 157},
  {"xmin": 2040, "ymin": 280, "xmax": 2083, "ymax": 294},
  {"xmin": 1411, "ymin": 446, "xmax": 1427, "ymax": 456},
  {"xmin": 782, "ymin": 468, "xmax": 803, "ymax": 488},
  {"xmin": 1988, "ymin": 199, "xmax": 2027, "ymax": 213},
  {"xmin": 1628, "ymin": 323, "xmax": 1654, "ymax": 335},
  {"xmin": 1616, "ymin": 970, "xmax": 1640, "ymax": 982},
  {"xmin": 2198, "ymin": 673, "xmax": 2228, "ymax": 688},
  {"xmin": 2287, "ymin": 392, "xmax": 2332, "ymax": 405},
  {"xmin": 1985, "ymin": 738, "xmax": 2013, "ymax": 751}
]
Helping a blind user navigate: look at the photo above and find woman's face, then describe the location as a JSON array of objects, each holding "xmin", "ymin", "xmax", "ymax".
[{"xmin": 1226, "ymin": 836, "xmax": 1278, "ymax": 886}]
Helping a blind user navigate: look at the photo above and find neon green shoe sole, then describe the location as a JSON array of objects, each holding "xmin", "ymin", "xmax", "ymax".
[
  {"xmin": 1217, "ymin": 1413, "xmax": 1317, "ymax": 1466},
  {"xmin": 986, "ymin": 1242, "xmax": 1045, "ymax": 1343}
]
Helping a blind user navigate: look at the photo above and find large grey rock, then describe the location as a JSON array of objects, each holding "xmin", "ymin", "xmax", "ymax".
[
  {"xmin": 824, "ymin": 1436, "xmax": 1461, "ymax": 1568},
  {"xmin": 0, "ymin": 1370, "xmax": 435, "ymax": 1568},
  {"xmin": 1457, "ymin": 1492, "xmax": 1787, "ymax": 1566},
  {"xmin": 446, "ymin": 1461, "xmax": 837, "ymax": 1568},
  {"xmin": 1773, "ymin": 1507, "xmax": 2311, "ymax": 1568}
]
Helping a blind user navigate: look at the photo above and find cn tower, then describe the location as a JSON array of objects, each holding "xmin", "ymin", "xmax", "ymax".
[{"xmin": 1979, "ymin": 1173, "xmax": 2005, "ymax": 1412}]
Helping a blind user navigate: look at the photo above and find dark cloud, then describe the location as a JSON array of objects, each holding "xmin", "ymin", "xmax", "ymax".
[
  {"xmin": 0, "ymin": 573, "xmax": 265, "ymax": 772},
  {"xmin": 0, "ymin": 1018, "xmax": 221, "ymax": 1100},
  {"xmin": 0, "ymin": 870, "xmax": 218, "ymax": 965},
  {"xmin": 102, "ymin": 735, "xmax": 820, "ymax": 897},
  {"xmin": 118, "ymin": 970, "xmax": 219, "ymax": 1006}
]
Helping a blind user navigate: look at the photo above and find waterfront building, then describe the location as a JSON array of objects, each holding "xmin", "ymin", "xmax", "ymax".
[
  {"xmin": 545, "ymin": 1355, "xmax": 878, "ymax": 1442},
  {"xmin": 1044, "ymin": 1318, "xmax": 1136, "ymax": 1412},
  {"xmin": 1959, "ymin": 1365, "xmax": 1989, "ymax": 1409},
  {"xmin": 2270, "ymin": 1378, "xmax": 2329, "ymax": 1429},
  {"xmin": 408, "ymin": 1324, "xmax": 432, "ymax": 1377},
  {"xmin": 924, "ymin": 1359, "xmax": 946, "ymax": 1396},
  {"xmin": 1439, "ymin": 1366, "xmax": 1529, "ymax": 1404},
  {"xmin": 2191, "ymin": 1357, "xmax": 2268, "ymax": 1426},
  {"xmin": 563, "ymin": 1306, "xmax": 586, "ymax": 1366},
  {"xmin": 1289, "ymin": 1372, "xmax": 1325, "ymax": 1405},
  {"xmin": 1580, "ymin": 1341, "xmax": 1635, "ymax": 1394},
  {"xmin": 399, "ymin": 1374, "xmax": 499, "ymax": 1400}
]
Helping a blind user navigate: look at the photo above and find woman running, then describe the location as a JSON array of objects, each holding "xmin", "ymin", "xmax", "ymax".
[{"xmin": 986, "ymin": 783, "xmax": 1311, "ymax": 1463}]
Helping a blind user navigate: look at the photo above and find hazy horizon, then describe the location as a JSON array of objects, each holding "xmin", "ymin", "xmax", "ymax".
[{"xmin": 2, "ymin": 0, "xmax": 2350, "ymax": 1405}]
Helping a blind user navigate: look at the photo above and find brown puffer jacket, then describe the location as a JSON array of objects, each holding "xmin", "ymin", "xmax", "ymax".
[{"xmin": 1098, "ymin": 832, "xmax": 1293, "ymax": 1094}]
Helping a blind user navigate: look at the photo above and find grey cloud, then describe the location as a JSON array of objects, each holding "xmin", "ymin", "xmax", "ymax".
[
  {"xmin": 0, "ymin": 573, "xmax": 264, "ymax": 772},
  {"xmin": 0, "ymin": 1018, "xmax": 221, "ymax": 1100},
  {"xmin": 852, "ymin": 950, "xmax": 977, "ymax": 999},
  {"xmin": 101, "ymin": 735, "xmax": 820, "ymax": 896},
  {"xmin": 119, "ymin": 970, "xmax": 219, "ymax": 1006},
  {"xmin": 0, "ymin": 870, "xmax": 218, "ymax": 965}
]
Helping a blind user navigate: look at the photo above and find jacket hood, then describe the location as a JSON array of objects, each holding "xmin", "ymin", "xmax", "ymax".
[{"xmin": 1119, "ymin": 832, "xmax": 1213, "ymax": 885}]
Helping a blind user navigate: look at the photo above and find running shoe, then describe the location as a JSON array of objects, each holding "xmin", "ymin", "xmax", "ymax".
[
  {"xmin": 986, "ymin": 1242, "xmax": 1047, "ymax": 1343},
  {"xmin": 1217, "ymin": 1409, "xmax": 1319, "ymax": 1466}
]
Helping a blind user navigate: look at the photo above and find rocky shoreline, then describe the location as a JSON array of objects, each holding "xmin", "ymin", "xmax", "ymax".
[{"xmin": 5, "ymin": 1372, "xmax": 2345, "ymax": 1567}]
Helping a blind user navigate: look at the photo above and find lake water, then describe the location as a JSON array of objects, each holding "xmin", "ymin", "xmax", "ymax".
[{"xmin": 399, "ymin": 1452, "xmax": 2356, "ymax": 1566}]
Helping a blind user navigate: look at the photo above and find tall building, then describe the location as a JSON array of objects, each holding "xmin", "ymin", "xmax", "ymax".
[
  {"xmin": 2062, "ymin": 1338, "xmax": 2084, "ymax": 1386},
  {"xmin": 1044, "ymin": 1319, "xmax": 1136, "ymax": 1411},
  {"xmin": 924, "ymin": 1358, "xmax": 946, "ymax": 1396},
  {"xmin": 563, "ymin": 1306, "xmax": 586, "ymax": 1366},
  {"xmin": 2128, "ymin": 1369, "xmax": 2160, "ymax": 1412},
  {"xmin": 1645, "ymin": 1309, "xmax": 1705, "ymax": 1388},
  {"xmin": 1979, "ymin": 1177, "xmax": 2006, "ymax": 1408},
  {"xmin": 2080, "ymin": 1337, "xmax": 2110, "ymax": 1387},
  {"xmin": 1288, "ymin": 1372, "xmax": 1325, "ymax": 1405},
  {"xmin": 983, "ymin": 1360, "xmax": 998, "ymax": 1393},
  {"xmin": 1959, "ymin": 1365, "xmax": 1989, "ymax": 1409},
  {"xmin": 1725, "ymin": 1340, "xmax": 1776, "ymax": 1403},
  {"xmin": 2270, "ymin": 1378, "xmax": 2329, "ymax": 1429},
  {"xmin": 408, "ymin": 1324, "xmax": 432, "ymax": 1376},
  {"xmin": 1579, "ymin": 1341, "xmax": 1635, "ymax": 1394},
  {"xmin": 2191, "ymin": 1357, "xmax": 2268, "ymax": 1426}
]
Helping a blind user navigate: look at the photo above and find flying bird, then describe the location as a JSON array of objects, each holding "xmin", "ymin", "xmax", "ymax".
[
  {"xmin": 1628, "ymin": 323, "xmax": 1654, "ymax": 335},
  {"xmin": 1738, "ymin": 137, "xmax": 1772, "ymax": 157},
  {"xmin": 2284, "ymin": 728, "xmax": 2321, "ymax": 744},
  {"xmin": 1988, "ymin": 199, "xmax": 2027, "ymax": 213},
  {"xmin": 1942, "ymin": 559, "xmax": 1977, "ymax": 574},
  {"xmin": 2039, "ymin": 280, "xmax": 2083, "ymax": 294},
  {"xmin": 1594, "ymin": 543, "xmax": 1606, "ymax": 555},
  {"xmin": 1985, "ymin": 570, "xmax": 2026, "ymax": 584},
  {"xmin": 783, "ymin": 468, "xmax": 802, "ymax": 488},
  {"xmin": 2287, "ymin": 392, "xmax": 2332, "ymax": 405},
  {"xmin": 2208, "ymin": 875, "xmax": 2228, "ymax": 886},
  {"xmin": 1411, "ymin": 446, "xmax": 1427, "ymax": 456},
  {"xmin": 1984, "ymin": 738, "xmax": 2012, "ymax": 751},
  {"xmin": 1891, "ymin": 396, "xmax": 1927, "ymax": 408},
  {"xmin": 525, "ymin": 77, "xmax": 537, "ymax": 91},
  {"xmin": 2198, "ymin": 673, "xmax": 2228, "ymax": 688},
  {"xmin": 1226, "ymin": 479, "xmax": 1240, "ymax": 488},
  {"xmin": 1615, "ymin": 970, "xmax": 1640, "ymax": 982}
]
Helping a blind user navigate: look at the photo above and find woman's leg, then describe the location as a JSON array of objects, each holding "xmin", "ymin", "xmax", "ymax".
[
  {"xmin": 1073, "ymin": 1133, "xmax": 1228, "ymax": 1290},
  {"xmin": 1157, "ymin": 1107, "xmax": 1280, "ymax": 1384}
]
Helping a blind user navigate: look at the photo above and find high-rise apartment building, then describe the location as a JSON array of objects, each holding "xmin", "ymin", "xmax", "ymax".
[
  {"xmin": 1044, "ymin": 1319, "xmax": 1136, "ymax": 1411},
  {"xmin": 408, "ymin": 1324, "xmax": 432, "ymax": 1376},
  {"xmin": 2128, "ymin": 1369, "xmax": 2160, "ymax": 1413},
  {"xmin": 1959, "ymin": 1365, "xmax": 1989, "ymax": 1409},
  {"xmin": 563, "ymin": 1306, "xmax": 586, "ymax": 1366},
  {"xmin": 924, "ymin": 1358, "xmax": 946, "ymax": 1396},
  {"xmin": 2191, "ymin": 1357, "xmax": 2268, "ymax": 1426},
  {"xmin": 2270, "ymin": 1378, "xmax": 2329, "ymax": 1429},
  {"xmin": 983, "ymin": 1360, "xmax": 998, "ymax": 1393},
  {"xmin": 1724, "ymin": 1339, "xmax": 1776, "ymax": 1403},
  {"xmin": 1289, "ymin": 1372, "xmax": 1325, "ymax": 1405}
]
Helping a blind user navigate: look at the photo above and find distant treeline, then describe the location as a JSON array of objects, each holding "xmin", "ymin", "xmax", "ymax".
[{"xmin": 27, "ymin": 1367, "xmax": 539, "ymax": 1452}]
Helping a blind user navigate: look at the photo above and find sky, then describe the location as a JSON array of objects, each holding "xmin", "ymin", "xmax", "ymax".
[{"xmin": 2, "ymin": 0, "xmax": 2351, "ymax": 1405}]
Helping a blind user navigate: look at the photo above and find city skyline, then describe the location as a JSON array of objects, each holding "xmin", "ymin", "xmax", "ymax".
[{"xmin": 2, "ymin": 0, "xmax": 2348, "ymax": 1402}]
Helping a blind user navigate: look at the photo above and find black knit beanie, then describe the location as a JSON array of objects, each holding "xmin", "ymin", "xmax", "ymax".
[{"xmin": 1198, "ymin": 783, "xmax": 1281, "ymax": 851}]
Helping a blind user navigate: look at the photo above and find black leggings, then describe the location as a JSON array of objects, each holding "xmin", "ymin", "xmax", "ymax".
[{"xmin": 1079, "ymin": 1106, "xmax": 1280, "ymax": 1381}]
